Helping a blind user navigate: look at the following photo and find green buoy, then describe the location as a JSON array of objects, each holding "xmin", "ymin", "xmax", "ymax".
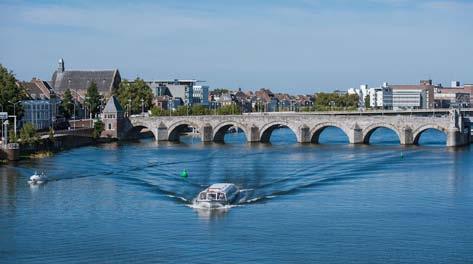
[{"xmin": 180, "ymin": 169, "xmax": 188, "ymax": 178}]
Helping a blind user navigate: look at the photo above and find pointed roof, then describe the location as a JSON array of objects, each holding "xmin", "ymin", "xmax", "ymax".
[{"xmin": 103, "ymin": 96, "xmax": 124, "ymax": 113}]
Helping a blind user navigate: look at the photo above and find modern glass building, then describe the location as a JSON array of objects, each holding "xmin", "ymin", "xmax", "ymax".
[{"xmin": 21, "ymin": 100, "xmax": 54, "ymax": 130}]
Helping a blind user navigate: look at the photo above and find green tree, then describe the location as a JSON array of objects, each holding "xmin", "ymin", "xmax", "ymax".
[
  {"xmin": 48, "ymin": 127, "xmax": 55, "ymax": 143},
  {"xmin": 85, "ymin": 82, "xmax": 101, "ymax": 118},
  {"xmin": 314, "ymin": 92, "xmax": 359, "ymax": 111},
  {"xmin": 0, "ymin": 64, "xmax": 27, "ymax": 116},
  {"xmin": 150, "ymin": 106, "xmax": 170, "ymax": 116},
  {"xmin": 60, "ymin": 89, "xmax": 75, "ymax": 118},
  {"xmin": 8, "ymin": 129, "xmax": 17, "ymax": 143},
  {"xmin": 116, "ymin": 78, "xmax": 154, "ymax": 115},
  {"xmin": 175, "ymin": 105, "xmax": 189, "ymax": 116},
  {"xmin": 92, "ymin": 120, "xmax": 105, "ymax": 139},
  {"xmin": 211, "ymin": 88, "xmax": 230, "ymax": 96},
  {"xmin": 191, "ymin": 105, "xmax": 210, "ymax": 115},
  {"xmin": 364, "ymin": 95, "xmax": 370, "ymax": 109},
  {"xmin": 19, "ymin": 123, "xmax": 38, "ymax": 145},
  {"xmin": 217, "ymin": 104, "xmax": 240, "ymax": 115}
]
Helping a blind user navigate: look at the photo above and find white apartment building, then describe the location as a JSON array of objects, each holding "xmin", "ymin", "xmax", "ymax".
[
  {"xmin": 192, "ymin": 85, "xmax": 209, "ymax": 106},
  {"xmin": 368, "ymin": 83, "xmax": 393, "ymax": 109},
  {"xmin": 348, "ymin": 83, "xmax": 392, "ymax": 109}
]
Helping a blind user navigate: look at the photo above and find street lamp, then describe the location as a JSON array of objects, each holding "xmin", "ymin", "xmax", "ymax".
[
  {"xmin": 8, "ymin": 100, "xmax": 20, "ymax": 136},
  {"xmin": 128, "ymin": 99, "xmax": 132, "ymax": 116},
  {"xmin": 8, "ymin": 100, "xmax": 20, "ymax": 116},
  {"xmin": 329, "ymin": 100, "xmax": 335, "ymax": 111},
  {"xmin": 49, "ymin": 100, "xmax": 57, "ymax": 130},
  {"xmin": 99, "ymin": 98, "xmax": 105, "ymax": 119},
  {"xmin": 85, "ymin": 96, "xmax": 91, "ymax": 120},
  {"xmin": 67, "ymin": 101, "xmax": 76, "ymax": 129},
  {"xmin": 141, "ymin": 98, "xmax": 144, "ymax": 116}
]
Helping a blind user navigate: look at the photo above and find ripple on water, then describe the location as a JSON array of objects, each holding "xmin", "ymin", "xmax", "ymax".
[{"xmin": 1, "ymin": 128, "xmax": 471, "ymax": 264}]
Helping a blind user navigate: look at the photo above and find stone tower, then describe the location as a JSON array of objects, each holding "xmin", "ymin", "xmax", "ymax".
[{"xmin": 101, "ymin": 96, "xmax": 131, "ymax": 139}]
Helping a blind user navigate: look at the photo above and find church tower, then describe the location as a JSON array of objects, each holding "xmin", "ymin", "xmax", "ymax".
[{"xmin": 58, "ymin": 58, "xmax": 65, "ymax": 73}]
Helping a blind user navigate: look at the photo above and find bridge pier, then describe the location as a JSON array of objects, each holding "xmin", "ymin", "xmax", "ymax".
[
  {"xmin": 446, "ymin": 127, "xmax": 470, "ymax": 147},
  {"xmin": 157, "ymin": 124, "xmax": 169, "ymax": 142},
  {"xmin": 348, "ymin": 125, "xmax": 363, "ymax": 144},
  {"xmin": 400, "ymin": 127, "xmax": 414, "ymax": 145},
  {"xmin": 201, "ymin": 124, "xmax": 213, "ymax": 143},
  {"xmin": 248, "ymin": 125, "xmax": 261, "ymax": 143},
  {"xmin": 299, "ymin": 125, "xmax": 311, "ymax": 143}
]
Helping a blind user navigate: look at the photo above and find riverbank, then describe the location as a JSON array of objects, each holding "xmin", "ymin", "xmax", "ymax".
[{"xmin": 1, "ymin": 136, "xmax": 117, "ymax": 162}]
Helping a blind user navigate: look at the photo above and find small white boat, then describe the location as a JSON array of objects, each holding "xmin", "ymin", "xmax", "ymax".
[
  {"xmin": 28, "ymin": 172, "xmax": 48, "ymax": 185},
  {"xmin": 194, "ymin": 183, "xmax": 239, "ymax": 209}
]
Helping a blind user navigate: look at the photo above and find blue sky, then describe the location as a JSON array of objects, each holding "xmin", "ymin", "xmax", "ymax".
[{"xmin": 0, "ymin": 0, "xmax": 472, "ymax": 93}]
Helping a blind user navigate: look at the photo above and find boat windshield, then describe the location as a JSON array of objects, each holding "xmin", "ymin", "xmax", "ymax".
[
  {"xmin": 199, "ymin": 193, "xmax": 206, "ymax": 200},
  {"xmin": 217, "ymin": 193, "xmax": 225, "ymax": 200},
  {"xmin": 207, "ymin": 193, "xmax": 217, "ymax": 200}
]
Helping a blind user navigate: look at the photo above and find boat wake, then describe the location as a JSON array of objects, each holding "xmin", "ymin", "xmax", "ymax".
[{"xmin": 186, "ymin": 203, "xmax": 241, "ymax": 210}]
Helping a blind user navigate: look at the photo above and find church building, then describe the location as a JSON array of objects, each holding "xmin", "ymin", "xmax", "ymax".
[{"xmin": 50, "ymin": 58, "xmax": 121, "ymax": 101}]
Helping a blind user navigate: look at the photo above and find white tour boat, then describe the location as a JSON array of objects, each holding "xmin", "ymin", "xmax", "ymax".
[
  {"xmin": 28, "ymin": 172, "xmax": 48, "ymax": 185},
  {"xmin": 195, "ymin": 183, "xmax": 239, "ymax": 208}
]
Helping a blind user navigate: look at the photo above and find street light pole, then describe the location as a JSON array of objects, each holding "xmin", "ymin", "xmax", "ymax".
[
  {"xmin": 67, "ymin": 101, "xmax": 76, "ymax": 130},
  {"xmin": 141, "ymin": 98, "xmax": 144, "ymax": 116},
  {"xmin": 128, "ymin": 99, "xmax": 132, "ymax": 117},
  {"xmin": 8, "ymin": 100, "xmax": 20, "ymax": 136}
]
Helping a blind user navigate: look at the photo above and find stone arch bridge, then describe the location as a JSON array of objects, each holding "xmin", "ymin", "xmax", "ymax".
[{"xmin": 126, "ymin": 110, "xmax": 471, "ymax": 147}]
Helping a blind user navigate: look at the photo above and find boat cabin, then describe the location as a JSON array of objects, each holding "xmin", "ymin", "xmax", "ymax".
[{"xmin": 198, "ymin": 183, "xmax": 238, "ymax": 202}]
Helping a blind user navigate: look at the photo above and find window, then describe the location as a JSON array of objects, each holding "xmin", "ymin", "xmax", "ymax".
[
  {"xmin": 108, "ymin": 124, "xmax": 112, "ymax": 130},
  {"xmin": 199, "ymin": 193, "xmax": 206, "ymax": 200},
  {"xmin": 208, "ymin": 193, "xmax": 216, "ymax": 200}
]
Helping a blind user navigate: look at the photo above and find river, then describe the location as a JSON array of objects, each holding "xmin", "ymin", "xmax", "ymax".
[{"xmin": 1, "ymin": 127, "xmax": 472, "ymax": 263}]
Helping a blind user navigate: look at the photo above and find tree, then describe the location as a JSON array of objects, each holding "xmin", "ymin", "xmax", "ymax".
[
  {"xmin": 175, "ymin": 105, "xmax": 189, "ymax": 116},
  {"xmin": 217, "ymin": 104, "xmax": 240, "ymax": 115},
  {"xmin": 0, "ymin": 64, "xmax": 27, "ymax": 117},
  {"xmin": 19, "ymin": 123, "xmax": 38, "ymax": 145},
  {"xmin": 8, "ymin": 129, "xmax": 17, "ymax": 143},
  {"xmin": 191, "ymin": 105, "xmax": 211, "ymax": 115},
  {"xmin": 211, "ymin": 88, "xmax": 230, "ymax": 96},
  {"xmin": 314, "ymin": 92, "xmax": 359, "ymax": 111},
  {"xmin": 150, "ymin": 106, "xmax": 170, "ymax": 116},
  {"xmin": 48, "ymin": 127, "xmax": 55, "ymax": 144},
  {"xmin": 116, "ymin": 78, "xmax": 154, "ymax": 115},
  {"xmin": 364, "ymin": 95, "xmax": 370, "ymax": 109},
  {"xmin": 60, "ymin": 89, "xmax": 75, "ymax": 118},
  {"xmin": 85, "ymin": 82, "xmax": 101, "ymax": 118},
  {"xmin": 92, "ymin": 120, "xmax": 104, "ymax": 139}
]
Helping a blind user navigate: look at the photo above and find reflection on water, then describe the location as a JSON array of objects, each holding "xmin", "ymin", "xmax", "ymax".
[{"xmin": 192, "ymin": 206, "xmax": 231, "ymax": 221}]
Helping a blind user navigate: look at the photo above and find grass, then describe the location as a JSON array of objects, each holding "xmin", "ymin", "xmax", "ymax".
[{"xmin": 28, "ymin": 151, "xmax": 54, "ymax": 159}]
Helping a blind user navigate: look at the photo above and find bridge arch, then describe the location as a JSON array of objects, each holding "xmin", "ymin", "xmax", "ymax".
[
  {"xmin": 213, "ymin": 121, "xmax": 249, "ymax": 143},
  {"xmin": 362, "ymin": 123, "xmax": 401, "ymax": 144},
  {"xmin": 168, "ymin": 120, "xmax": 200, "ymax": 142},
  {"xmin": 127, "ymin": 121, "xmax": 157, "ymax": 140},
  {"xmin": 412, "ymin": 124, "xmax": 447, "ymax": 145},
  {"xmin": 310, "ymin": 122, "xmax": 350, "ymax": 144},
  {"xmin": 259, "ymin": 121, "xmax": 299, "ymax": 143}
]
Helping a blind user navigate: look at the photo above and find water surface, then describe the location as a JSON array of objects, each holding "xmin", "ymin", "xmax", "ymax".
[{"xmin": 1, "ymin": 128, "xmax": 471, "ymax": 263}]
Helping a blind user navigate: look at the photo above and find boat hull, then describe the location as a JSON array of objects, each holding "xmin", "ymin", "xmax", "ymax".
[{"xmin": 194, "ymin": 200, "xmax": 228, "ymax": 209}]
